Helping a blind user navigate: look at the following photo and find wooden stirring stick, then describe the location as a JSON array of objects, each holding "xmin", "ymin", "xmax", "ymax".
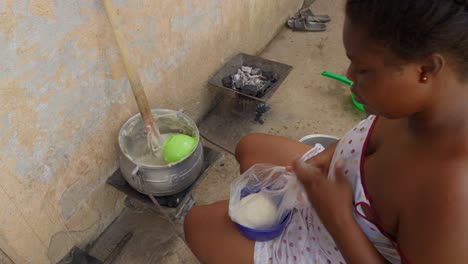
[{"xmin": 102, "ymin": 0, "xmax": 162, "ymax": 150}]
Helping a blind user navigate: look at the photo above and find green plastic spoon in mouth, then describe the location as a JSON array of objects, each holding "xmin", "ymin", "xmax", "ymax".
[{"xmin": 321, "ymin": 71, "xmax": 365, "ymax": 112}]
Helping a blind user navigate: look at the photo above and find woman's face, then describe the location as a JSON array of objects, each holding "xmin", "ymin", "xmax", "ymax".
[{"xmin": 343, "ymin": 18, "xmax": 432, "ymax": 119}]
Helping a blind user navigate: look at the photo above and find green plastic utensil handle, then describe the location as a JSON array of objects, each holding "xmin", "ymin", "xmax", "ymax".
[
  {"xmin": 351, "ymin": 93, "xmax": 365, "ymax": 111},
  {"xmin": 321, "ymin": 71, "xmax": 354, "ymax": 86},
  {"xmin": 321, "ymin": 71, "xmax": 366, "ymax": 112}
]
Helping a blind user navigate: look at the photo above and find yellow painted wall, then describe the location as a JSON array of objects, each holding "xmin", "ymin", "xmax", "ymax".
[{"xmin": 0, "ymin": 0, "xmax": 301, "ymax": 262}]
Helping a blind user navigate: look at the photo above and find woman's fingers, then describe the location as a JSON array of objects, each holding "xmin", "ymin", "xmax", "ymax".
[{"xmin": 292, "ymin": 158, "xmax": 323, "ymax": 184}]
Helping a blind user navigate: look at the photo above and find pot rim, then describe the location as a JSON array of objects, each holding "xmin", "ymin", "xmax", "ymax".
[{"xmin": 118, "ymin": 108, "xmax": 201, "ymax": 169}]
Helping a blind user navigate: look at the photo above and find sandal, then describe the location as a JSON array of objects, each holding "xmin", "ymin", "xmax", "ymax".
[
  {"xmin": 299, "ymin": 8, "xmax": 331, "ymax": 23},
  {"xmin": 286, "ymin": 18, "xmax": 326, "ymax": 32}
]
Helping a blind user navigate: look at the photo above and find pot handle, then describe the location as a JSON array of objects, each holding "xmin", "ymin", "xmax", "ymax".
[
  {"xmin": 131, "ymin": 166, "xmax": 140, "ymax": 176},
  {"xmin": 131, "ymin": 165, "xmax": 146, "ymax": 192}
]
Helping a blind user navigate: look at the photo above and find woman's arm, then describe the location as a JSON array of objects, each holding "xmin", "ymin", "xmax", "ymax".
[
  {"xmin": 292, "ymin": 160, "xmax": 389, "ymax": 264},
  {"xmin": 329, "ymin": 211, "xmax": 389, "ymax": 264},
  {"xmin": 397, "ymin": 167, "xmax": 468, "ymax": 263}
]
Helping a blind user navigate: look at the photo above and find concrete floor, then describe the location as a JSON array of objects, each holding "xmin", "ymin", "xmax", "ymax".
[
  {"xmin": 88, "ymin": 198, "xmax": 198, "ymax": 264},
  {"xmin": 87, "ymin": 0, "xmax": 366, "ymax": 263}
]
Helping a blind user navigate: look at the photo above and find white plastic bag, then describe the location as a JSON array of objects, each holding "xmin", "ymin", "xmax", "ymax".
[{"xmin": 228, "ymin": 144, "xmax": 325, "ymax": 230}]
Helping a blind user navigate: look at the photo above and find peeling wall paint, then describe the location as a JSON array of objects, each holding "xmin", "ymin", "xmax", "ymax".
[{"xmin": 0, "ymin": 0, "xmax": 301, "ymax": 262}]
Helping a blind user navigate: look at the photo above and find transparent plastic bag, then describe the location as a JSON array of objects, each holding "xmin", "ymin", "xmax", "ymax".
[{"xmin": 228, "ymin": 144, "xmax": 325, "ymax": 230}]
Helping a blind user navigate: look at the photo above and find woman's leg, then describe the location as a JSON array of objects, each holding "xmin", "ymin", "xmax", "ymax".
[
  {"xmin": 235, "ymin": 133, "xmax": 312, "ymax": 173},
  {"xmin": 184, "ymin": 201, "xmax": 255, "ymax": 264},
  {"xmin": 184, "ymin": 133, "xmax": 311, "ymax": 263}
]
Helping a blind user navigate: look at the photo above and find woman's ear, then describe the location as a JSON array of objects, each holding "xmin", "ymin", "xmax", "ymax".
[{"xmin": 419, "ymin": 54, "xmax": 445, "ymax": 82}]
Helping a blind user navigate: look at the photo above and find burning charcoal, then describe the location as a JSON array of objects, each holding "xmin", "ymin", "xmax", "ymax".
[
  {"xmin": 234, "ymin": 80, "xmax": 243, "ymax": 89},
  {"xmin": 241, "ymin": 85, "xmax": 259, "ymax": 96},
  {"xmin": 226, "ymin": 65, "xmax": 280, "ymax": 98},
  {"xmin": 263, "ymin": 71, "xmax": 279, "ymax": 83},
  {"xmin": 253, "ymin": 78, "xmax": 264, "ymax": 87},
  {"xmin": 251, "ymin": 67, "xmax": 261, "ymax": 75},
  {"xmin": 222, "ymin": 76, "xmax": 233, "ymax": 88},
  {"xmin": 233, "ymin": 73, "xmax": 243, "ymax": 89},
  {"xmin": 234, "ymin": 79, "xmax": 244, "ymax": 89},
  {"xmin": 241, "ymin": 66, "xmax": 252, "ymax": 74},
  {"xmin": 235, "ymin": 69, "xmax": 247, "ymax": 80},
  {"xmin": 262, "ymin": 80, "xmax": 272, "ymax": 90}
]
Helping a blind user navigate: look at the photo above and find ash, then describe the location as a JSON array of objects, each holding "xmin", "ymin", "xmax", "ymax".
[{"xmin": 222, "ymin": 66, "xmax": 278, "ymax": 97}]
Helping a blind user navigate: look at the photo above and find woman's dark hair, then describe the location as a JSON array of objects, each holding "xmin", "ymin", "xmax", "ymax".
[{"xmin": 346, "ymin": 0, "xmax": 468, "ymax": 80}]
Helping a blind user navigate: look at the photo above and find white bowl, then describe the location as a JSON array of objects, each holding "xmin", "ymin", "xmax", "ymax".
[{"xmin": 299, "ymin": 134, "xmax": 339, "ymax": 148}]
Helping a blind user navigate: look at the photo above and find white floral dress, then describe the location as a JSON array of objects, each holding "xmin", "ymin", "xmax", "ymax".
[{"xmin": 254, "ymin": 116, "xmax": 406, "ymax": 264}]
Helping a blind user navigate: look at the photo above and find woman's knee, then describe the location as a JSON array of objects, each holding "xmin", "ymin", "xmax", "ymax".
[
  {"xmin": 184, "ymin": 206, "xmax": 201, "ymax": 240},
  {"xmin": 235, "ymin": 133, "xmax": 267, "ymax": 162}
]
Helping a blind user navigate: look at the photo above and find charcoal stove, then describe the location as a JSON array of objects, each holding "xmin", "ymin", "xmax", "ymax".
[
  {"xmin": 107, "ymin": 145, "xmax": 222, "ymax": 221},
  {"xmin": 208, "ymin": 53, "xmax": 292, "ymax": 124}
]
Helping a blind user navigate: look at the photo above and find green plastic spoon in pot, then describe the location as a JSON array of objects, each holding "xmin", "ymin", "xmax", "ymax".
[{"xmin": 163, "ymin": 133, "xmax": 198, "ymax": 163}]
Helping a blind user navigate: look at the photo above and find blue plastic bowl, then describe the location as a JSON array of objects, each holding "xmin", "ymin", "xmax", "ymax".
[{"xmin": 235, "ymin": 211, "xmax": 292, "ymax": 241}]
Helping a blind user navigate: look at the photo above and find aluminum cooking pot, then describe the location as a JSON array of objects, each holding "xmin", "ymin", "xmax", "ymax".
[{"xmin": 118, "ymin": 109, "xmax": 203, "ymax": 196}]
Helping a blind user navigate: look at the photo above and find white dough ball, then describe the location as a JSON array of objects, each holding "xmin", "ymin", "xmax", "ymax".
[{"xmin": 233, "ymin": 192, "xmax": 278, "ymax": 229}]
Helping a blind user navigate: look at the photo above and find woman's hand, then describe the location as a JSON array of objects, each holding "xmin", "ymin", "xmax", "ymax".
[
  {"xmin": 288, "ymin": 159, "xmax": 389, "ymax": 264},
  {"xmin": 290, "ymin": 159, "xmax": 354, "ymax": 234},
  {"xmin": 300, "ymin": 141, "xmax": 338, "ymax": 176}
]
